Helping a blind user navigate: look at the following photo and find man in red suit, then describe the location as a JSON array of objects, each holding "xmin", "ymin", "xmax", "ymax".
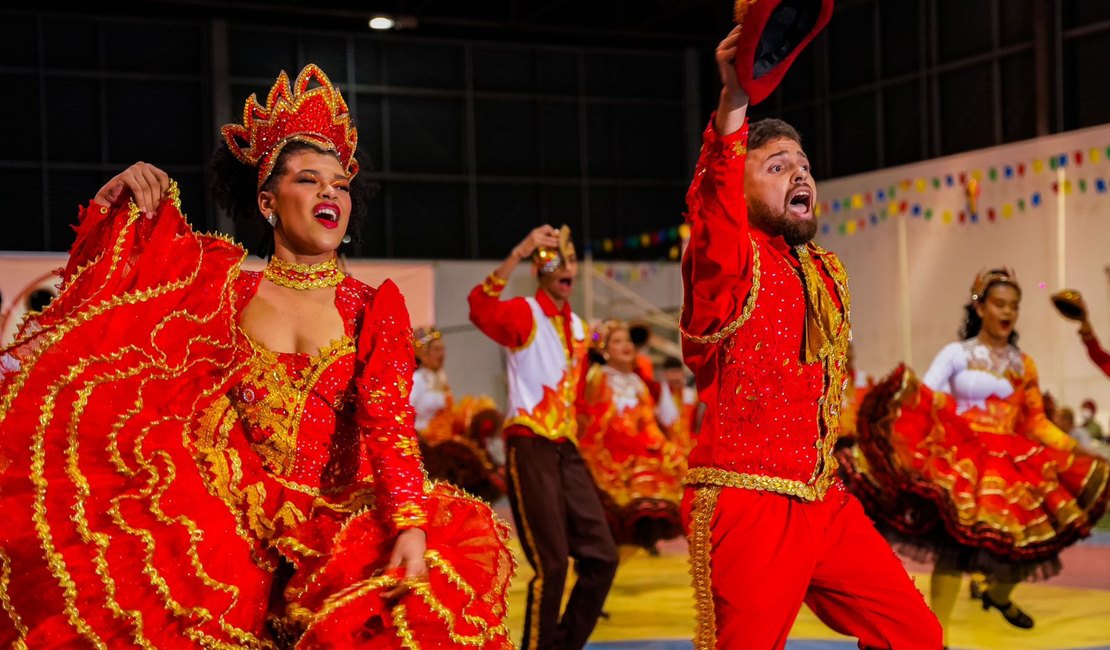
[{"xmin": 679, "ymin": 7, "xmax": 943, "ymax": 649}]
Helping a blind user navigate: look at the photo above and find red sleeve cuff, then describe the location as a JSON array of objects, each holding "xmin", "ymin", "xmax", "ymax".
[
  {"xmin": 479, "ymin": 272, "xmax": 507, "ymax": 297},
  {"xmin": 703, "ymin": 114, "xmax": 750, "ymax": 158}
]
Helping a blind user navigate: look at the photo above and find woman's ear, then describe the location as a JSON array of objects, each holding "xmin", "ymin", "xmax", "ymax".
[{"xmin": 257, "ymin": 190, "xmax": 276, "ymax": 218}]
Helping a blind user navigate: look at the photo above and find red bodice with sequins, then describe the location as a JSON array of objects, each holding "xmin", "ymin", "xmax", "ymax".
[
  {"xmin": 192, "ymin": 271, "xmax": 430, "ymax": 568},
  {"xmin": 232, "ymin": 275, "xmax": 364, "ymax": 488},
  {"xmin": 681, "ymin": 118, "xmax": 851, "ymax": 502},
  {"xmin": 689, "ymin": 235, "xmax": 819, "ymax": 470},
  {"xmin": 232, "ymin": 340, "xmax": 361, "ymax": 486}
]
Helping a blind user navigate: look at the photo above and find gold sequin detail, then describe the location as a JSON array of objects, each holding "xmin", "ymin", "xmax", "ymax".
[
  {"xmin": 263, "ymin": 256, "xmax": 345, "ymax": 290},
  {"xmin": 684, "ymin": 467, "xmax": 829, "ymax": 502},
  {"xmin": 681, "ymin": 238, "xmax": 761, "ymax": 344},
  {"xmin": 688, "ymin": 486, "xmax": 720, "ymax": 650},
  {"xmin": 240, "ymin": 336, "xmax": 355, "ymax": 475},
  {"xmin": 480, "ymin": 272, "xmax": 507, "ymax": 297},
  {"xmin": 0, "ymin": 547, "xmax": 29, "ymax": 642}
]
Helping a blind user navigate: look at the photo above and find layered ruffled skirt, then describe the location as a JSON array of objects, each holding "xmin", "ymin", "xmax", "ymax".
[
  {"xmin": 843, "ymin": 365, "xmax": 1110, "ymax": 581},
  {"xmin": 418, "ymin": 397, "xmax": 507, "ymax": 504},
  {"xmin": 0, "ymin": 195, "xmax": 515, "ymax": 648}
]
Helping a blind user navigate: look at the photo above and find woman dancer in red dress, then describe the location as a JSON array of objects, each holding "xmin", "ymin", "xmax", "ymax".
[
  {"xmin": 847, "ymin": 269, "xmax": 1109, "ymax": 645},
  {"xmin": 410, "ymin": 326, "xmax": 506, "ymax": 503},
  {"xmin": 577, "ymin": 320, "xmax": 686, "ymax": 552},
  {"xmin": 0, "ymin": 64, "xmax": 513, "ymax": 649}
]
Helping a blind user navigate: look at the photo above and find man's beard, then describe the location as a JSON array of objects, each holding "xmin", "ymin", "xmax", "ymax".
[{"xmin": 749, "ymin": 196, "xmax": 818, "ymax": 246}]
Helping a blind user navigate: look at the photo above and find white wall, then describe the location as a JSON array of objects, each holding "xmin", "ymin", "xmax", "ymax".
[{"xmin": 817, "ymin": 123, "xmax": 1110, "ymax": 422}]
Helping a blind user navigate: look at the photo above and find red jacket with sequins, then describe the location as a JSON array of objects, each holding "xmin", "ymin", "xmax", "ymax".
[{"xmin": 680, "ymin": 118, "xmax": 852, "ymax": 502}]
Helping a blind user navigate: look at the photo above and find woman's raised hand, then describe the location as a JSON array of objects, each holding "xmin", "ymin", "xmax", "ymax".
[{"xmin": 93, "ymin": 161, "xmax": 171, "ymax": 218}]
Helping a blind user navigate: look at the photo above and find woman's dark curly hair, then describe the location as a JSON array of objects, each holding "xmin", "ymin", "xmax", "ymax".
[
  {"xmin": 209, "ymin": 140, "xmax": 378, "ymax": 258},
  {"xmin": 959, "ymin": 270, "xmax": 1021, "ymax": 347}
]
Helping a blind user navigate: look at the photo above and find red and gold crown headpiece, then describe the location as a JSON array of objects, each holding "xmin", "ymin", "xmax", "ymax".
[
  {"xmin": 970, "ymin": 266, "xmax": 1020, "ymax": 302},
  {"xmin": 221, "ymin": 64, "xmax": 359, "ymax": 188}
]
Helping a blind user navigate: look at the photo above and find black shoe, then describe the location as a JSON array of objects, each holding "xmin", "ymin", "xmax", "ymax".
[
  {"xmin": 980, "ymin": 591, "xmax": 1034, "ymax": 629},
  {"xmin": 969, "ymin": 576, "xmax": 986, "ymax": 600}
]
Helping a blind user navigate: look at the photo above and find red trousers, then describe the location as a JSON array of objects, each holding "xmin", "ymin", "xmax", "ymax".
[{"xmin": 682, "ymin": 485, "xmax": 943, "ymax": 650}]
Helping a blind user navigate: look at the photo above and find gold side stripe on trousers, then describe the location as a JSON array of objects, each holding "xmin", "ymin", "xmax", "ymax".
[
  {"xmin": 689, "ymin": 486, "xmax": 721, "ymax": 650},
  {"xmin": 508, "ymin": 447, "xmax": 543, "ymax": 649}
]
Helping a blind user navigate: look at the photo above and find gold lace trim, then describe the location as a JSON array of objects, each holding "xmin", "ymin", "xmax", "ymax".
[
  {"xmin": 684, "ymin": 466, "xmax": 831, "ymax": 502},
  {"xmin": 263, "ymin": 256, "xmax": 345, "ymax": 290},
  {"xmin": 480, "ymin": 272, "xmax": 507, "ymax": 297},
  {"xmin": 680, "ymin": 237, "xmax": 761, "ymax": 344},
  {"xmin": 689, "ymin": 486, "xmax": 720, "ymax": 650}
]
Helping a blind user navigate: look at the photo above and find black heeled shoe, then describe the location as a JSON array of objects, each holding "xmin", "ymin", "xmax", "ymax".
[
  {"xmin": 980, "ymin": 591, "xmax": 1034, "ymax": 629},
  {"xmin": 968, "ymin": 576, "xmax": 986, "ymax": 600}
]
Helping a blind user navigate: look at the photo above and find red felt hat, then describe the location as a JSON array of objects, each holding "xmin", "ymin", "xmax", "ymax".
[{"xmin": 732, "ymin": 0, "xmax": 834, "ymax": 105}]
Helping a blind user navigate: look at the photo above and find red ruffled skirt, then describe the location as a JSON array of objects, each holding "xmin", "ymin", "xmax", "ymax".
[
  {"xmin": 0, "ymin": 197, "xmax": 515, "ymax": 648},
  {"xmin": 419, "ymin": 397, "xmax": 506, "ymax": 504},
  {"xmin": 844, "ymin": 365, "xmax": 1110, "ymax": 581},
  {"xmin": 579, "ymin": 419, "xmax": 686, "ymax": 550}
]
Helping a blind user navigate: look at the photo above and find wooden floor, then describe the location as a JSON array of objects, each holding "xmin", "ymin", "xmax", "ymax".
[{"xmin": 495, "ymin": 501, "xmax": 1110, "ymax": 650}]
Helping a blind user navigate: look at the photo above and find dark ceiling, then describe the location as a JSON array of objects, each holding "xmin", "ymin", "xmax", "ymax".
[{"xmin": 103, "ymin": 0, "xmax": 741, "ymax": 49}]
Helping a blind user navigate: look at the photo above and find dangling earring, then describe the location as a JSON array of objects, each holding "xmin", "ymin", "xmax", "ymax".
[
  {"xmin": 341, "ymin": 234, "xmax": 352, "ymax": 244},
  {"xmin": 266, "ymin": 212, "xmax": 277, "ymax": 227}
]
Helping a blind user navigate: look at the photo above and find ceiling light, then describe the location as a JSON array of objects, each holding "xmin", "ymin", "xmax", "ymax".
[{"xmin": 368, "ymin": 16, "xmax": 396, "ymax": 30}]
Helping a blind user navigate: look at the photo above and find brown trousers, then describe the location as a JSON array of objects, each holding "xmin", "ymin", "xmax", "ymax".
[{"xmin": 504, "ymin": 431, "xmax": 618, "ymax": 650}]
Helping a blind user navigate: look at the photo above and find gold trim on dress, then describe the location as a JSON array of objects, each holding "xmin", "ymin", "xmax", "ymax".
[
  {"xmin": 0, "ymin": 547, "xmax": 28, "ymax": 643},
  {"xmin": 241, "ymin": 335, "xmax": 355, "ymax": 476},
  {"xmin": 18, "ymin": 213, "xmax": 271, "ymax": 648},
  {"xmin": 680, "ymin": 237, "xmax": 761, "ymax": 344}
]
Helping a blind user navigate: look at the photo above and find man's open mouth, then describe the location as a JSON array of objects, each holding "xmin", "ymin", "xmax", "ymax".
[{"xmin": 786, "ymin": 188, "xmax": 813, "ymax": 218}]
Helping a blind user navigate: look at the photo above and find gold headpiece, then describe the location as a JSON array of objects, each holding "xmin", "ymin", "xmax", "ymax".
[
  {"xmin": 589, "ymin": 319, "xmax": 626, "ymax": 353},
  {"xmin": 221, "ymin": 64, "xmax": 359, "ymax": 188},
  {"xmin": 533, "ymin": 225, "xmax": 576, "ymax": 274},
  {"xmin": 413, "ymin": 326, "xmax": 442, "ymax": 350},
  {"xmin": 970, "ymin": 267, "xmax": 1020, "ymax": 302}
]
